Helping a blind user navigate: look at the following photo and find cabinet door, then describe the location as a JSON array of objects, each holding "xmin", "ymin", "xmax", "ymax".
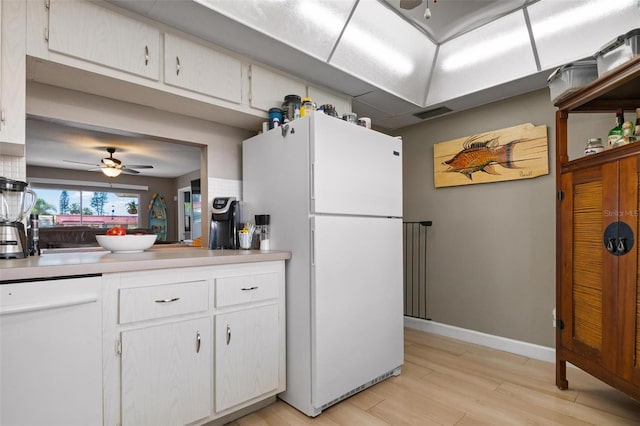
[
  {"xmin": 249, "ymin": 64, "xmax": 306, "ymax": 112},
  {"xmin": 164, "ymin": 33, "xmax": 242, "ymax": 104},
  {"xmin": 48, "ymin": 0, "xmax": 160, "ymax": 80},
  {"xmin": 559, "ymin": 161, "xmax": 619, "ymax": 369},
  {"xmin": 121, "ymin": 317, "xmax": 212, "ymax": 426},
  {"xmin": 215, "ymin": 304, "xmax": 279, "ymax": 412},
  {"xmin": 618, "ymin": 156, "xmax": 640, "ymax": 384},
  {"xmin": 0, "ymin": 0, "xmax": 26, "ymax": 147}
]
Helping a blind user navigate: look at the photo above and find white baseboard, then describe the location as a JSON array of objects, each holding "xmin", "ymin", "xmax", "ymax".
[{"xmin": 404, "ymin": 316, "xmax": 555, "ymax": 363}]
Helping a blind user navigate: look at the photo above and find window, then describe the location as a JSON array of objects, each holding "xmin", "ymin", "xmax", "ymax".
[{"xmin": 31, "ymin": 187, "xmax": 140, "ymax": 229}]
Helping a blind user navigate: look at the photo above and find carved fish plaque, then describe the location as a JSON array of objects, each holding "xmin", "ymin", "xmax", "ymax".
[{"xmin": 433, "ymin": 123, "xmax": 548, "ymax": 188}]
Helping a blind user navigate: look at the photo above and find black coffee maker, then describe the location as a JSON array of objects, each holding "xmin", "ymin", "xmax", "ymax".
[{"xmin": 209, "ymin": 197, "xmax": 240, "ymax": 249}]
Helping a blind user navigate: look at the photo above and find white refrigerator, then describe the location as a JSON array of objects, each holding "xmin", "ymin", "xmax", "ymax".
[{"xmin": 242, "ymin": 111, "xmax": 403, "ymax": 417}]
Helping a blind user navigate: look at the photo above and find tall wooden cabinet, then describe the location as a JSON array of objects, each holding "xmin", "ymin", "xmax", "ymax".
[{"xmin": 556, "ymin": 56, "xmax": 640, "ymax": 401}]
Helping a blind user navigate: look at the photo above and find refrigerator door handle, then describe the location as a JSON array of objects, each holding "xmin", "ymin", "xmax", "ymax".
[
  {"xmin": 311, "ymin": 162, "xmax": 315, "ymax": 201},
  {"xmin": 311, "ymin": 228, "xmax": 315, "ymax": 266}
]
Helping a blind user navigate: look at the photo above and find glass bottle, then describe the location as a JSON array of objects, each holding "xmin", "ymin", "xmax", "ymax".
[
  {"xmin": 608, "ymin": 108, "xmax": 624, "ymax": 147},
  {"xmin": 300, "ymin": 97, "xmax": 314, "ymax": 118},
  {"xmin": 633, "ymin": 108, "xmax": 640, "ymax": 143},
  {"xmin": 584, "ymin": 138, "xmax": 604, "ymax": 155}
]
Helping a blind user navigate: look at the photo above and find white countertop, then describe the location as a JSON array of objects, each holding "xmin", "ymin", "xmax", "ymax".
[{"xmin": 0, "ymin": 246, "xmax": 291, "ymax": 282}]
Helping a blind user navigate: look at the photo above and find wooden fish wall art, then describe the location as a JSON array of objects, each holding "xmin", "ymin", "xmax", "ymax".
[{"xmin": 433, "ymin": 123, "xmax": 548, "ymax": 188}]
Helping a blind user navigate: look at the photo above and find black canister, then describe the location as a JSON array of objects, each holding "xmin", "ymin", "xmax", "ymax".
[{"xmin": 283, "ymin": 94, "xmax": 301, "ymax": 121}]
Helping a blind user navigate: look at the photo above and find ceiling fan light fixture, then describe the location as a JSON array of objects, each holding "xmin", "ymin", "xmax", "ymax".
[{"xmin": 102, "ymin": 167, "xmax": 122, "ymax": 178}]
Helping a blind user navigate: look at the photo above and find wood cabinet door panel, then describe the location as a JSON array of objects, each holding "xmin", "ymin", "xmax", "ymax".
[
  {"xmin": 617, "ymin": 155, "xmax": 640, "ymax": 382},
  {"xmin": 560, "ymin": 162, "xmax": 619, "ymax": 364},
  {"xmin": 164, "ymin": 33, "xmax": 242, "ymax": 103},
  {"xmin": 48, "ymin": 0, "xmax": 160, "ymax": 80},
  {"xmin": 215, "ymin": 304, "xmax": 279, "ymax": 413},
  {"xmin": 121, "ymin": 316, "xmax": 212, "ymax": 426}
]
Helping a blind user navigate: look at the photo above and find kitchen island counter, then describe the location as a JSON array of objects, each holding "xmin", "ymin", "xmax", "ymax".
[{"xmin": 0, "ymin": 246, "xmax": 291, "ymax": 282}]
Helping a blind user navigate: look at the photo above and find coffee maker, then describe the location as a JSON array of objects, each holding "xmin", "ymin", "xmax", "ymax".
[
  {"xmin": 1, "ymin": 177, "xmax": 37, "ymax": 259},
  {"xmin": 209, "ymin": 197, "xmax": 240, "ymax": 249}
]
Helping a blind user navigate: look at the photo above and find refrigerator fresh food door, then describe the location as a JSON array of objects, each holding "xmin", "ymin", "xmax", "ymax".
[
  {"xmin": 311, "ymin": 113, "xmax": 402, "ymax": 217},
  {"xmin": 311, "ymin": 215, "xmax": 404, "ymax": 408}
]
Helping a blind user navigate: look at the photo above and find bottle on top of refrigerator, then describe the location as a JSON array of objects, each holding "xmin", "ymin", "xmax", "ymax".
[
  {"xmin": 608, "ymin": 108, "xmax": 624, "ymax": 147},
  {"xmin": 300, "ymin": 97, "xmax": 314, "ymax": 118}
]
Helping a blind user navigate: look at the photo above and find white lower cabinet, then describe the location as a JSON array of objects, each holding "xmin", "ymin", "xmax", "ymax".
[
  {"xmin": 102, "ymin": 260, "xmax": 286, "ymax": 426},
  {"xmin": 215, "ymin": 304, "xmax": 279, "ymax": 412},
  {"xmin": 121, "ymin": 316, "xmax": 212, "ymax": 426}
]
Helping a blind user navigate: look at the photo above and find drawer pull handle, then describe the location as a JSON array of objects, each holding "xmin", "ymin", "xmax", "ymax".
[
  {"xmin": 144, "ymin": 45, "xmax": 149, "ymax": 66},
  {"xmin": 241, "ymin": 286, "xmax": 258, "ymax": 291},
  {"xmin": 176, "ymin": 56, "xmax": 181, "ymax": 75},
  {"xmin": 196, "ymin": 331, "xmax": 201, "ymax": 353},
  {"xmin": 226, "ymin": 325, "xmax": 231, "ymax": 345},
  {"xmin": 155, "ymin": 297, "xmax": 180, "ymax": 303}
]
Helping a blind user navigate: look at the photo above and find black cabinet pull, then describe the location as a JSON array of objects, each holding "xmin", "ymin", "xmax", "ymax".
[{"xmin": 603, "ymin": 222, "xmax": 634, "ymax": 256}]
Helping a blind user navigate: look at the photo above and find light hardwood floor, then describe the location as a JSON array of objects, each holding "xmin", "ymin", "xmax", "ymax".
[{"xmin": 228, "ymin": 327, "xmax": 640, "ymax": 425}]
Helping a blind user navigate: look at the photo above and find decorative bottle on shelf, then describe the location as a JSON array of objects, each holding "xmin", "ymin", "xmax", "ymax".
[
  {"xmin": 608, "ymin": 108, "xmax": 625, "ymax": 147},
  {"xmin": 633, "ymin": 108, "xmax": 640, "ymax": 143}
]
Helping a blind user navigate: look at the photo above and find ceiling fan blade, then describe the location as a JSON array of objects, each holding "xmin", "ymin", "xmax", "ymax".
[
  {"xmin": 125, "ymin": 165, "xmax": 154, "ymax": 169},
  {"xmin": 121, "ymin": 168, "xmax": 141, "ymax": 174},
  {"xmin": 63, "ymin": 159, "xmax": 102, "ymax": 167},
  {"xmin": 399, "ymin": 0, "xmax": 422, "ymax": 10}
]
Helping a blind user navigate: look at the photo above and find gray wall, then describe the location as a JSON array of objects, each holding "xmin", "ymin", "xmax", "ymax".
[{"xmin": 398, "ymin": 88, "xmax": 557, "ymax": 348}]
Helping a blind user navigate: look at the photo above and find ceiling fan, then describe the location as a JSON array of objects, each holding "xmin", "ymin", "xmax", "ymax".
[{"xmin": 63, "ymin": 147, "xmax": 154, "ymax": 177}]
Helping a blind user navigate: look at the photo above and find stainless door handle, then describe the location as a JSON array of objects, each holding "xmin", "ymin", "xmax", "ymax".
[
  {"xmin": 155, "ymin": 297, "xmax": 180, "ymax": 303},
  {"xmin": 176, "ymin": 56, "xmax": 181, "ymax": 75},
  {"xmin": 144, "ymin": 45, "xmax": 149, "ymax": 66},
  {"xmin": 196, "ymin": 331, "xmax": 201, "ymax": 353},
  {"xmin": 226, "ymin": 325, "xmax": 231, "ymax": 345}
]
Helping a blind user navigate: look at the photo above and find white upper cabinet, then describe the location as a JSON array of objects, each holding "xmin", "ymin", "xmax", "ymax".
[
  {"xmin": 164, "ymin": 33, "xmax": 242, "ymax": 104},
  {"xmin": 48, "ymin": 0, "xmax": 160, "ymax": 80},
  {"xmin": 0, "ymin": 0, "xmax": 26, "ymax": 151},
  {"xmin": 249, "ymin": 64, "xmax": 306, "ymax": 112}
]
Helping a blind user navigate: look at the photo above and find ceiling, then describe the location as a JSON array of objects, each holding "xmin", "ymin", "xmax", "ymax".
[
  {"xmin": 26, "ymin": 117, "xmax": 201, "ymax": 179},
  {"xmin": 26, "ymin": 0, "xmax": 640, "ymax": 177}
]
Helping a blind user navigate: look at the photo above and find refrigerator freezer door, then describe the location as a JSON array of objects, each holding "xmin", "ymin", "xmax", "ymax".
[
  {"xmin": 311, "ymin": 215, "xmax": 404, "ymax": 409},
  {"xmin": 311, "ymin": 113, "xmax": 402, "ymax": 217}
]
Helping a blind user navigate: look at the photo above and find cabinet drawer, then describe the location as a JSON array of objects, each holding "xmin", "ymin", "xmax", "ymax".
[
  {"xmin": 215, "ymin": 273, "xmax": 278, "ymax": 307},
  {"xmin": 119, "ymin": 280, "xmax": 208, "ymax": 324}
]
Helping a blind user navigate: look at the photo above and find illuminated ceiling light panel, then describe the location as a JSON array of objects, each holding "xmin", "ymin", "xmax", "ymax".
[
  {"xmin": 528, "ymin": 0, "xmax": 640, "ymax": 69},
  {"xmin": 428, "ymin": 11, "xmax": 536, "ymax": 105},
  {"xmin": 193, "ymin": 0, "xmax": 356, "ymax": 61},
  {"xmin": 330, "ymin": 0, "xmax": 436, "ymax": 105}
]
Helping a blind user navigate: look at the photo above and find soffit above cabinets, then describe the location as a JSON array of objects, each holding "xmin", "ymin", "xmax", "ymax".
[{"xmin": 104, "ymin": 0, "xmax": 640, "ymax": 130}]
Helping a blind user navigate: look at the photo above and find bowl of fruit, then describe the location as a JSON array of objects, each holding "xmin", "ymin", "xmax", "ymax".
[{"xmin": 96, "ymin": 227, "xmax": 157, "ymax": 253}]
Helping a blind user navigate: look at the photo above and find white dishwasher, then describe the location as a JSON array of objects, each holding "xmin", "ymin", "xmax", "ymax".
[{"xmin": 0, "ymin": 275, "xmax": 103, "ymax": 426}]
